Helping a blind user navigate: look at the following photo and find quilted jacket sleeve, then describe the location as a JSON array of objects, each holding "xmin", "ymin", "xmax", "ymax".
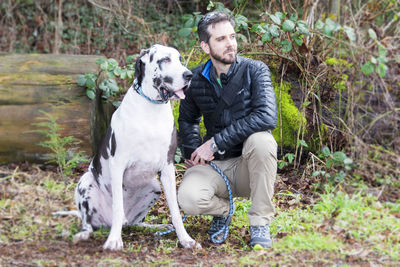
[
  {"xmin": 178, "ymin": 86, "xmax": 203, "ymax": 159},
  {"xmin": 214, "ymin": 60, "xmax": 277, "ymax": 151}
]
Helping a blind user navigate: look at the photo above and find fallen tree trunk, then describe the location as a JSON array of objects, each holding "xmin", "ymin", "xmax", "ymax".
[{"xmin": 0, "ymin": 53, "xmax": 112, "ymax": 163}]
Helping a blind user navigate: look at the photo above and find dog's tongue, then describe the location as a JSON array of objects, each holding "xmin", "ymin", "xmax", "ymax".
[{"xmin": 174, "ymin": 89, "xmax": 186, "ymax": 99}]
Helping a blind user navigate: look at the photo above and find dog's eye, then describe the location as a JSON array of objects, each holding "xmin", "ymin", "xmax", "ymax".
[{"xmin": 162, "ymin": 57, "xmax": 171, "ymax": 63}]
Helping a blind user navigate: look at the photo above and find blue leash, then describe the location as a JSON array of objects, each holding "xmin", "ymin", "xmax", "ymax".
[{"xmin": 156, "ymin": 161, "xmax": 234, "ymax": 244}]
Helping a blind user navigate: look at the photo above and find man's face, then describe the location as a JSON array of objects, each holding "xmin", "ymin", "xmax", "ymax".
[{"xmin": 203, "ymin": 21, "xmax": 237, "ymax": 65}]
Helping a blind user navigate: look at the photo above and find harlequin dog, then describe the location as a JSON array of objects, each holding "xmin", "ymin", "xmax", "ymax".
[{"xmin": 55, "ymin": 45, "xmax": 199, "ymax": 250}]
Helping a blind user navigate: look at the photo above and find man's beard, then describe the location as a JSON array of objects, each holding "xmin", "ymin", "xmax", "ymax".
[{"xmin": 210, "ymin": 47, "xmax": 237, "ymax": 65}]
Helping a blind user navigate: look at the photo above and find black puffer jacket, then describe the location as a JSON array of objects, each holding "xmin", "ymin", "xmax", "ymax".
[{"xmin": 178, "ymin": 55, "xmax": 277, "ymax": 160}]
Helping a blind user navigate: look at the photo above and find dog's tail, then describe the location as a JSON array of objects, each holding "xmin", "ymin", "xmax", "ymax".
[{"xmin": 52, "ymin": 210, "xmax": 81, "ymax": 219}]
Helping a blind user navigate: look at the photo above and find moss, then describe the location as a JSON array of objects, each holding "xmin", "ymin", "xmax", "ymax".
[
  {"xmin": 325, "ymin": 57, "xmax": 352, "ymax": 68},
  {"xmin": 272, "ymin": 75, "xmax": 306, "ymax": 148},
  {"xmin": 0, "ymin": 73, "xmax": 73, "ymax": 85}
]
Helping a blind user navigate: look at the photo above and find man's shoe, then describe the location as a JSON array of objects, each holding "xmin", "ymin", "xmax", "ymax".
[
  {"xmin": 208, "ymin": 216, "xmax": 228, "ymax": 236},
  {"xmin": 249, "ymin": 225, "xmax": 272, "ymax": 249}
]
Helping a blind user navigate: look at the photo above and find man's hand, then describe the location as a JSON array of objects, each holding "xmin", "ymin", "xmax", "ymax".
[{"xmin": 188, "ymin": 139, "xmax": 215, "ymax": 166}]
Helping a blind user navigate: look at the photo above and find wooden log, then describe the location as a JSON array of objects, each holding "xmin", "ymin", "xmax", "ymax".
[{"xmin": 0, "ymin": 53, "xmax": 111, "ymax": 163}]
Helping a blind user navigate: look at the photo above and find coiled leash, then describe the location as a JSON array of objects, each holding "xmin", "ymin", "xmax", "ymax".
[{"xmin": 155, "ymin": 161, "xmax": 234, "ymax": 244}]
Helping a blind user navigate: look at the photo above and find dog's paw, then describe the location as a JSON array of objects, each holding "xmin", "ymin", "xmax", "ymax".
[
  {"xmin": 103, "ymin": 236, "xmax": 124, "ymax": 250},
  {"xmin": 180, "ymin": 238, "xmax": 202, "ymax": 249},
  {"xmin": 73, "ymin": 231, "xmax": 91, "ymax": 243}
]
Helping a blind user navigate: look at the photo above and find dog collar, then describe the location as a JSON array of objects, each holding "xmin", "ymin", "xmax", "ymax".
[{"xmin": 133, "ymin": 79, "xmax": 168, "ymax": 104}]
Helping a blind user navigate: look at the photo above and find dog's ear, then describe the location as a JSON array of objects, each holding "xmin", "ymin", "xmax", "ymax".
[{"xmin": 135, "ymin": 49, "xmax": 149, "ymax": 85}]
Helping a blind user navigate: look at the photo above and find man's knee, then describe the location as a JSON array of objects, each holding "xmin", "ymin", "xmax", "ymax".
[
  {"xmin": 243, "ymin": 132, "xmax": 277, "ymax": 159},
  {"xmin": 178, "ymin": 174, "xmax": 213, "ymax": 215}
]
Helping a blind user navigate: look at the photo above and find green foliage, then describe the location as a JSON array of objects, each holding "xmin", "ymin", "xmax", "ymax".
[
  {"xmin": 312, "ymin": 146, "xmax": 355, "ymax": 186},
  {"xmin": 179, "ymin": 0, "xmax": 249, "ymax": 47},
  {"xmin": 32, "ymin": 111, "xmax": 89, "ymax": 177},
  {"xmin": 361, "ymin": 29, "xmax": 389, "ymax": 77},
  {"xmin": 77, "ymin": 56, "xmax": 136, "ymax": 107},
  {"xmin": 251, "ymin": 11, "xmax": 310, "ymax": 53}
]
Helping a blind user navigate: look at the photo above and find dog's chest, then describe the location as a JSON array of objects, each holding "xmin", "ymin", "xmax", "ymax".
[{"xmin": 112, "ymin": 97, "xmax": 175, "ymax": 167}]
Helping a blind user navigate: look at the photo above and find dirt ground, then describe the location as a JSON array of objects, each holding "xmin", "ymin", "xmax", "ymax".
[{"xmin": 0, "ymin": 163, "xmax": 398, "ymax": 266}]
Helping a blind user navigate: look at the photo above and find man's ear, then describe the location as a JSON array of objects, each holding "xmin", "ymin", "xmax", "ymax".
[{"xmin": 200, "ymin": 41, "xmax": 210, "ymax": 54}]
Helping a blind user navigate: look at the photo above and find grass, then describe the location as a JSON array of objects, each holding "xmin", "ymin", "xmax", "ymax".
[{"xmin": 1, "ymin": 165, "xmax": 399, "ymax": 266}]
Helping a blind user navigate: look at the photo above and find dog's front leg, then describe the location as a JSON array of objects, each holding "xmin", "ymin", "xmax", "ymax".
[
  {"xmin": 160, "ymin": 164, "xmax": 201, "ymax": 249},
  {"xmin": 103, "ymin": 164, "xmax": 126, "ymax": 250}
]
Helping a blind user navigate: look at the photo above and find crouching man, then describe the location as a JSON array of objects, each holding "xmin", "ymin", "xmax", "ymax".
[{"xmin": 177, "ymin": 11, "xmax": 278, "ymax": 249}]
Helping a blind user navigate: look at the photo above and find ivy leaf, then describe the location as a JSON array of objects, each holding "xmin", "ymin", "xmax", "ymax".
[
  {"xmin": 85, "ymin": 78, "xmax": 95, "ymax": 89},
  {"xmin": 113, "ymin": 66, "xmax": 122, "ymax": 76},
  {"xmin": 275, "ymin": 12, "xmax": 285, "ymax": 20},
  {"xmin": 234, "ymin": 14, "xmax": 248, "ymax": 29},
  {"xmin": 324, "ymin": 18, "xmax": 339, "ymax": 36},
  {"xmin": 262, "ymin": 31, "xmax": 272, "ymax": 43},
  {"xmin": 297, "ymin": 20, "xmax": 309, "ymax": 35},
  {"xmin": 321, "ymin": 146, "xmax": 331, "ymax": 157},
  {"xmin": 86, "ymin": 89, "xmax": 96, "ymax": 100},
  {"xmin": 251, "ymin": 24, "xmax": 264, "ymax": 33},
  {"xmin": 361, "ymin": 61, "xmax": 374, "ymax": 76},
  {"xmin": 269, "ymin": 24, "xmax": 280, "ymax": 37},
  {"xmin": 120, "ymin": 69, "xmax": 127, "ymax": 79},
  {"xmin": 368, "ymin": 28, "xmax": 377, "ymax": 40},
  {"xmin": 178, "ymin": 28, "xmax": 192, "ymax": 37},
  {"xmin": 286, "ymin": 153, "xmax": 295, "ymax": 163},
  {"xmin": 289, "ymin": 13, "xmax": 298, "ymax": 21},
  {"xmin": 127, "ymin": 70, "xmax": 134, "ymax": 79},
  {"xmin": 184, "ymin": 17, "xmax": 194, "ymax": 28},
  {"xmin": 269, "ymin": 14, "xmax": 281, "ymax": 25},
  {"xmin": 95, "ymin": 58, "xmax": 106, "ymax": 65},
  {"xmin": 292, "ymin": 33, "xmax": 303, "ymax": 46},
  {"xmin": 77, "ymin": 75, "xmax": 86, "ymax": 86},
  {"xmin": 282, "ymin": 19, "xmax": 295, "ymax": 32},
  {"xmin": 343, "ymin": 25, "xmax": 356, "ymax": 42},
  {"xmin": 297, "ymin": 139, "xmax": 308, "ymax": 148},
  {"xmin": 378, "ymin": 44, "xmax": 387, "ymax": 57},
  {"xmin": 315, "ymin": 20, "xmax": 324, "ymax": 30},
  {"xmin": 377, "ymin": 63, "xmax": 388, "ymax": 77},
  {"xmin": 100, "ymin": 61, "xmax": 108, "ymax": 71},
  {"xmin": 280, "ymin": 40, "xmax": 292, "ymax": 52},
  {"xmin": 108, "ymin": 79, "xmax": 119, "ymax": 92},
  {"xmin": 107, "ymin": 59, "xmax": 118, "ymax": 71},
  {"xmin": 126, "ymin": 55, "xmax": 135, "ymax": 63},
  {"xmin": 333, "ymin": 151, "xmax": 347, "ymax": 164}
]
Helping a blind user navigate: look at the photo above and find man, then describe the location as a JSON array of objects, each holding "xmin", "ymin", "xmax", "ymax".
[{"xmin": 177, "ymin": 11, "xmax": 277, "ymax": 249}]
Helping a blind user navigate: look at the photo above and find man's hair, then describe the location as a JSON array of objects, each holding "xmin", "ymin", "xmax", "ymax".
[{"xmin": 197, "ymin": 11, "xmax": 236, "ymax": 43}]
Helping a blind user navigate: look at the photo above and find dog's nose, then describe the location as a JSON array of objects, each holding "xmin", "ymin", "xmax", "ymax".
[{"xmin": 183, "ymin": 71, "xmax": 193, "ymax": 82}]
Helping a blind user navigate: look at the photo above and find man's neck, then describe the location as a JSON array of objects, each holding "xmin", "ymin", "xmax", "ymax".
[{"xmin": 210, "ymin": 58, "xmax": 231, "ymax": 78}]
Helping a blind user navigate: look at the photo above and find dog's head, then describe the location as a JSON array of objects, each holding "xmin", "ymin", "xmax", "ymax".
[{"xmin": 135, "ymin": 44, "xmax": 192, "ymax": 101}]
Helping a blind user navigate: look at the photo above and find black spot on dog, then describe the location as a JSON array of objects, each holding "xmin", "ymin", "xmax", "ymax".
[
  {"xmin": 135, "ymin": 49, "xmax": 149, "ymax": 85},
  {"xmin": 82, "ymin": 200, "xmax": 89, "ymax": 210},
  {"xmin": 82, "ymin": 200, "xmax": 92, "ymax": 224},
  {"xmin": 78, "ymin": 188, "xmax": 86, "ymax": 196},
  {"xmin": 167, "ymin": 125, "xmax": 178, "ymax": 164},
  {"xmin": 150, "ymin": 52, "xmax": 154, "ymax": 63},
  {"xmin": 153, "ymin": 77, "xmax": 162, "ymax": 87},
  {"xmin": 91, "ymin": 127, "xmax": 115, "ymax": 184},
  {"xmin": 163, "ymin": 76, "xmax": 173, "ymax": 84},
  {"xmin": 105, "ymin": 184, "xmax": 112, "ymax": 195},
  {"xmin": 78, "ymin": 203, "xmax": 81, "ymax": 211},
  {"xmin": 111, "ymin": 132, "xmax": 116, "ymax": 156}
]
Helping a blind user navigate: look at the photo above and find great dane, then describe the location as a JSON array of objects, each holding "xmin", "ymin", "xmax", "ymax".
[{"xmin": 56, "ymin": 44, "xmax": 199, "ymax": 250}]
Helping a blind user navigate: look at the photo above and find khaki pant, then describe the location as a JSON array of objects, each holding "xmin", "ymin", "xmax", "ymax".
[{"xmin": 178, "ymin": 131, "xmax": 277, "ymax": 226}]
